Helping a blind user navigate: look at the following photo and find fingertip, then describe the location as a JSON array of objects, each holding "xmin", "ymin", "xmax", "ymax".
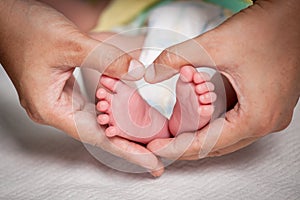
[
  {"xmin": 150, "ymin": 162, "xmax": 165, "ymax": 178},
  {"xmin": 122, "ymin": 59, "xmax": 145, "ymax": 81},
  {"xmin": 144, "ymin": 63, "xmax": 178, "ymax": 83},
  {"xmin": 144, "ymin": 63, "xmax": 157, "ymax": 83}
]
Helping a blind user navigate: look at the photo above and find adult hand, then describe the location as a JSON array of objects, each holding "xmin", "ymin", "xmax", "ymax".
[
  {"xmin": 146, "ymin": 0, "xmax": 300, "ymax": 160},
  {"xmin": 0, "ymin": 1, "xmax": 163, "ymax": 176}
]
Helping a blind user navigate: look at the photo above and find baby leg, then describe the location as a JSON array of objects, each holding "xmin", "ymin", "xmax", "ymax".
[
  {"xmin": 169, "ymin": 66, "xmax": 216, "ymax": 136},
  {"xmin": 96, "ymin": 76, "xmax": 170, "ymax": 144}
]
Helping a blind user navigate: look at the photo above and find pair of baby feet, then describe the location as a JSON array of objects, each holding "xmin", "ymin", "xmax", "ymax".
[{"xmin": 96, "ymin": 66, "xmax": 216, "ymax": 144}]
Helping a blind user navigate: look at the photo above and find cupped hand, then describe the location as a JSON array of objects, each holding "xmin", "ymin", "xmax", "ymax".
[
  {"xmin": 146, "ymin": 0, "xmax": 300, "ymax": 160},
  {"xmin": 0, "ymin": 1, "xmax": 163, "ymax": 176}
]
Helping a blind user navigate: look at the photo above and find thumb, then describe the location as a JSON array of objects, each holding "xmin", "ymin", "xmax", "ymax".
[
  {"xmin": 78, "ymin": 35, "xmax": 145, "ymax": 81},
  {"xmin": 145, "ymin": 35, "xmax": 216, "ymax": 83}
]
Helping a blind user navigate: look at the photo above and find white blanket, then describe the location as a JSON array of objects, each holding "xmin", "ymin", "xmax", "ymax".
[{"xmin": 0, "ymin": 63, "xmax": 299, "ymax": 200}]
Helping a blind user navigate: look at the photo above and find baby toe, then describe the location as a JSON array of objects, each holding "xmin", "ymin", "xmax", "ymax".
[
  {"xmin": 105, "ymin": 126, "xmax": 120, "ymax": 137},
  {"xmin": 97, "ymin": 114, "xmax": 110, "ymax": 125},
  {"xmin": 195, "ymin": 82, "xmax": 215, "ymax": 94},
  {"xmin": 198, "ymin": 105, "xmax": 214, "ymax": 116},
  {"xmin": 179, "ymin": 66, "xmax": 196, "ymax": 82},
  {"xmin": 193, "ymin": 72, "xmax": 211, "ymax": 84},
  {"xmin": 100, "ymin": 75, "xmax": 119, "ymax": 92},
  {"xmin": 96, "ymin": 88, "xmax": 108, "ymax": 100},
  {"xmin": 199, "ymin": 92, "xmax": 217, "ymax": 104},
  {"xmin": 96, "ymin": 100, "xmax": 110, "ymax": 112}
]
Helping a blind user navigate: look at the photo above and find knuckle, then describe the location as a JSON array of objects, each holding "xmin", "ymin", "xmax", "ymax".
[
  {"xmin": 156, "ymin": 49, "xmax": 174, "ymax": 66},
  {"xmin": 106, "ymin": 54, "xmax": 131, "ymax": 76},
  {"xmin": 189, "ymin": 135, "xmax": 202, "ymax": 155},
  {"xmin": 26, "ymin": 110, "xmax": 44, "ymax": 124},
  {"xmin": 115, "ymin": 53, "xmax": 131, "ymax": 67},
  {"xmin": 20, "ymin": 99, "xmax": 48, "ymax": 125}
]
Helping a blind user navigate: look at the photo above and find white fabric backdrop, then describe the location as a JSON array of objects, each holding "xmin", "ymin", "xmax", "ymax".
[{"xmin": 0, "ymin": 65, "xmax": 299, "ymax": 200}]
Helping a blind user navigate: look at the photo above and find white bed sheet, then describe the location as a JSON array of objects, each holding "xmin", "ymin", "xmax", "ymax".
[{"xmin": 0, "ymin": 65, "xmax": 299, "ymax": 200}]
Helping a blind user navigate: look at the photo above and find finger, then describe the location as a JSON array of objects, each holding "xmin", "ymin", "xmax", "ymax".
[
  {"xmin": 145, "ymin": 37, "xmax": 216, "ymax": 83},
  {"xmin": 148, "ymin": 117, "xmax": 250, "ymax": 160},
  {"xmin": 178, "ymin": 137, "xmax": 258, "ymax": 160},
  {"xmin": 148, "ymin": 118, "xmax": 223, "ymax": 160},
  {"xmin": 69, "ymin": 101, "xmax": 164, "ymax": 177},
  {"xmin": 109, "ymin": 137, "xmax": 164, "ymax": 177},
  {"xmin": 79, "ymin": 36, "xmax": 145, "ymax": 81},
  {"xmin": 75, "ymin": 115, "xmax": 164, "ymax": 177},
  {"xmin": 178, "ymin": 115, "xmax": 256, "ymax": 160},
  {"xmin": 147, "ymin": 132, "xmax": 197, "ymax": 160},
  {"xmin": 89, "ymin": 32, "xmax": 117, "ymax": 41},
  {"xmin": 207, "ymin": 137, "xmax": 258, "ymax": 158},
  {"xmin": 89, "ymin": 32, "xmax": 145, "ymax": 60}
]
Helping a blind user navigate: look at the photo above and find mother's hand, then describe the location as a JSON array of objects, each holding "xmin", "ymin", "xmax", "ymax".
[
  {"xmin": 146, "ymin": 0, "xmax": 300, "ymax": 160},
  {"xmin": 0, "ymin": 1, "xmax": 163, "ymax": 176}
]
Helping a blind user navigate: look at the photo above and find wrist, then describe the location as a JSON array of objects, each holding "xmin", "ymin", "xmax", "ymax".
[{"xmin": 250, "ymin": 0, "xmax": 300, "ymax": 96}]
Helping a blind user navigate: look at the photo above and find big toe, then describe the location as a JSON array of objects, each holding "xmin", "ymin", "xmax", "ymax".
[
  {"xmin": 100, "ymin": 75, "xmax": 119, "ymax": 92},
  {"xmin": 179, "ymin": 66, "xmax": 196, "ymax": 82},
  {"xmin": 105, "ymin": 126, "xmax": 120, "ymax": 137}
]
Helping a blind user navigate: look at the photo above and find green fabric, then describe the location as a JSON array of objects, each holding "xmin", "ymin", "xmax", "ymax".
[
  {"xmin": 204, "ymin": 0, "xmax": 252, "ymax": 13},
  {"xmin": 133, "ymin": 0, "xmax": 252, "ymax": 28},
  {"xmin": 136, "ymin": 0, "xmax": 173, "ymax": 27},
  {"xmin": 89, "ymin": 0, "xmax": 252, "ymax": 13}
]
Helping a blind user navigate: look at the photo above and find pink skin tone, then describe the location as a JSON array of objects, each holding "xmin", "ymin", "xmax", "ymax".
[
  {"xmin": 96, "ymin": 76, "xmax": 170, "ymax": 144},
  {"xmin": 96, "ymin": 66, "xmax": 216, "ymax": 144},
  {"xmin": 169, "ymin": 66, "xmax": 216, "ymax": 136}
]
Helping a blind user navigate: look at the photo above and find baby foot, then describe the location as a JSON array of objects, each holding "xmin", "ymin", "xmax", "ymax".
[
  {"xmin": 96, "ymin": 76, "xmax": 170, "ymax": 144},
  {"xmin": 169, "ymin": 66, "xmax": 216, "ymax": 136}
]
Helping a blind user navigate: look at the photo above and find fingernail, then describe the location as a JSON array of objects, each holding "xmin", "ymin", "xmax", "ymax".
[
  {"xmin": 144, "ymin": 63, "xmax": 178, "ymax": 83},
  {"xmin": 150, "ymin": 170, "xmax": 162, "ymax": 178},
  {"xmin": 148, "ymin": 165, "xmax": 164, "ymax": 178},
  {"xmin": 144, "ymin": 63, "xmax": 156, "ymax": 83},
  {"xmin": 122, "ymin": 60, "xmax": 145, "ymax": 80}
]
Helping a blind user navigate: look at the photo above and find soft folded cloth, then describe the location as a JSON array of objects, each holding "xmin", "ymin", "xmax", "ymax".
[
  {"xmin": 93, "ymin": 0, "xmax": 253, "ymax": 32},
  {"xmin": 136, "ymin": 1, "xmax": 229, "ymax": 117},
  {"xmin": 1, "ymin": 0, "xmax": 298, "ymax": 199},
  {"xmin": 91, "ymin": 0, "xmax": 251, "ymax": 117},
  {"xmin": 0, "ymin": 64, "xmax": 299, "ymax": 199}
]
